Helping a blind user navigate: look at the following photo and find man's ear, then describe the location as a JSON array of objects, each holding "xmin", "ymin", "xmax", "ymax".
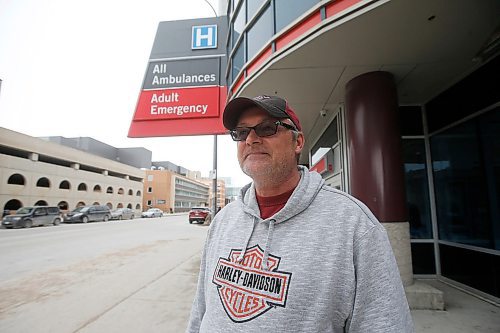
[{"xmin": 295, "ymin": 132, "xmax": 305, "ymax": 154}]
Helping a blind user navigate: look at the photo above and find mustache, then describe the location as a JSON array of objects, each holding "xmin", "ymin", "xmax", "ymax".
[{"xmin": 243, "ymin": 149, "xmax": 269, "ymax": 158}]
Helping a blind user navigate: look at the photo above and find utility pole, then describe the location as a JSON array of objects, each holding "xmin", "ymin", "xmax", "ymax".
[
  {"xmin": 212, "ymin": 135, "xmax": 218, "ymax": 215},
  {"xmin": 204, "ymin": 0, "xmax": 219, "ymax": 218}
]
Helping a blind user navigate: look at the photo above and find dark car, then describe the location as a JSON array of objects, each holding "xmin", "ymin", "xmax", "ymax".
[
  {"xmin": 188, "ymin": 207, "xmax": 212, "ymax": 224},
  {"xmin": 64, "ymin": 205, "xmax": 111, "ymax": 223},
  {"xmin": 2, "ymin": 206, "xmax": 62, "ymax": 229},
  {"xmin": 110, "ymin": 208, "xmax": 135, "ymax": 220}
]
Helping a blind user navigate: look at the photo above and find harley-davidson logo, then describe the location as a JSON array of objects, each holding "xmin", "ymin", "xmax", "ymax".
[{"xmin": 212, "ymin": 245, "xmax": 292, "ymax": 322}]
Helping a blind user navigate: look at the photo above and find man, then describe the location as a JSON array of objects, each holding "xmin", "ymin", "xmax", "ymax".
[{"xmin": 187, "ymin": 95, "xmax": 414, "ymax": 332}]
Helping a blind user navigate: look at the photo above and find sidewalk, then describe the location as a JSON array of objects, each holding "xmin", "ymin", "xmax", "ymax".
[
  {"xmin": 411, "ymin": 279, "xmax": 500, "ymax": 332},
  {"xmin": 71, "ymin": 250, "xmax": 499, "ymax": 333},
  {"xmin": 131, "ymin": 259, "xmax": 499, "ymax": 333}
]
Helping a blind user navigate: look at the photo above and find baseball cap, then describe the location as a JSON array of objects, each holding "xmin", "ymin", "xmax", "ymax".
[{"xmin": 223, "ymin": 95, "xmax": 302, "ymax": 131}]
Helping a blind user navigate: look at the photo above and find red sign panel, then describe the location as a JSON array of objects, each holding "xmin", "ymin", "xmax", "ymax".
[
  {"xmin": 129, "ymin": 85, "xmax": 227, "ymax": 137},
  {"xmin": 134, "ymin": 86, "xmax": 220, "ymax": 121},
  {"xmin": 310, "ymin": 157, "xmax": 327, "ymax": 174}
]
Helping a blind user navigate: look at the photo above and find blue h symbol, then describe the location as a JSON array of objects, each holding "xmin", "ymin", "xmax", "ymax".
[{"xmin": 192, "ymin": 25, "xmax": 217, "ymax": 49}]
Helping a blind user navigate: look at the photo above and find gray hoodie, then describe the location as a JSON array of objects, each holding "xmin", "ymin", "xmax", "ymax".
[{"xmin": 187, "ymin": 166, "xmax": 414, "ymax": 332}]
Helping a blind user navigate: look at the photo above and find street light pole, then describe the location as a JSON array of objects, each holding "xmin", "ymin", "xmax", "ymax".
[
  {"xmin": 212, "ymin": 134, "xmax": 218, "ymax": 215},
  {"xmin": 203, "ymin": 0, "xmax": 217, "ymax": 17},
  {"xmin": 203, "ymin": 0, "xmax": 219, "ymax": 217}
]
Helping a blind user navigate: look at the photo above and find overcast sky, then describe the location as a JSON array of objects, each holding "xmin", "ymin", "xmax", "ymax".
[{"xmin": 0, "ymin": 0, "xmax": 251, "ymax": 186}]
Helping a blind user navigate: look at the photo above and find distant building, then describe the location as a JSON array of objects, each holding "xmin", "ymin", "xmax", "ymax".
[
  {"xmin": 224, "ymin": 185, "xmax": 242, "ymax": 204},
  {"xmin": 1, "ymin": 128, "xmax": 144, "ymax": 212},
  {"xmin": 152, "ymin": 161, "xmax": 189, "ymax": 176},
  {"xmin": 219, "ymin": 177, "xmax": 243, "ymax": 204},
  {"xmin": 200, "ymin": 178, "xmax": 226, "ymax": 210},
  {"xmin": 143, "ymin": 169, "xmax": 209, "ymax": 213}
]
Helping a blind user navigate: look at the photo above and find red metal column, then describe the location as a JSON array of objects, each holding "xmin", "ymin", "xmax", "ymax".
[{"xmin": 345, "ymin": 71, "xmax": 406, "ymax": 222}]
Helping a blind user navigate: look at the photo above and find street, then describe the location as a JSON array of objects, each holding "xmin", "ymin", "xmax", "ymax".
[{"xmin": 0, "ymin": 214, "xmax": 208, "ymax": 333}]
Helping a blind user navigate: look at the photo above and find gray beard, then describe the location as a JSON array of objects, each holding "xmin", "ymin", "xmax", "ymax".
[{"xmin": 241, "ymin": 160, "xmax": 293, "ymax": 187}]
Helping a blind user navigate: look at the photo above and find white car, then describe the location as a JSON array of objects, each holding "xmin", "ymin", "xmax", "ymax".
[{"xmin": 141, "ymin": 208, "xmax": 163, "ymax": 218}]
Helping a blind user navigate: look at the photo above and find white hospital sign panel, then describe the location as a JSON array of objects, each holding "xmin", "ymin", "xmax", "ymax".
[
  {"xmin": 192, "ymin": 25, "xmax": 217, "ymax": 49},
  {"xmin": 129, "ymin": 17, "xmax": 227, "ymax": 137}
]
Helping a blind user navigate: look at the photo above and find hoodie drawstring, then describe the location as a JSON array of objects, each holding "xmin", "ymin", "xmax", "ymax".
[
  {"xmin": 236, "ymin": 218, "xmax": 276, "ymax": 271},
  {"xmin": 236, "ymin": 217, "xmax": 256, "ymax": 263},
  {"xmin": 262, "ymin": 219, "xmax": 275, "ymax": 271}
]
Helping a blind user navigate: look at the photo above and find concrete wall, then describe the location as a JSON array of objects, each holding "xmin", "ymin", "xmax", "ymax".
[
  {"xmin": 0, "ymin": 127, "xmax": 145, "ymax": 213},
  {"xmin": 1, "ymin": 155, "xmax": 143, "ymax": 212}
]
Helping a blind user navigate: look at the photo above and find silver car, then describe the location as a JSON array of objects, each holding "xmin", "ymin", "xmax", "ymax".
[
  {"xmin": 110, "ymin": 208, "xmax": 135, "ymax": 220},
  {"xmin": 141, "ymin": 208, "xmax": 163, "ymax": 218}
]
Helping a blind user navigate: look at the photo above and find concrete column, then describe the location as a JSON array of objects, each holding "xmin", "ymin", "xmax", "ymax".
[
  {"xmin": 345, "ymin": 71, "xmax": 412, "ymax": 286},
  {"xmin": 71, "ymin": 163, "xmax": 80, "ymax": 170},
  {"xmin": 102, "ymin": 170, "xmax": 108, "ymax": 176}
]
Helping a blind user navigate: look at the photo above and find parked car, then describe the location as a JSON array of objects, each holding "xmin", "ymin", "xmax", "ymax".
[
  {"xmin": 2, "ymin": 206, "xmax": 62, "ymax": 229},
  {"xmin": 141, "ymin": 208, "xmax": 163, "ymax": 218},
  {"xmin": 110, "ymin": 208, "xmax": 135, "ymax": 220},
  {"xmin": 188, "ymin": 207, "xmax": 212, "ymax": 224},
  {"xmin": 64, "ymin": 205, "xmax": 111, "ymax": 223}
]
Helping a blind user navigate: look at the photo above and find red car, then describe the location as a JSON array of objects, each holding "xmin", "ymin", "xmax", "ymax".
[{"xmin": 188, "ymin": 207, "xmax": 212, "ymax": 224}]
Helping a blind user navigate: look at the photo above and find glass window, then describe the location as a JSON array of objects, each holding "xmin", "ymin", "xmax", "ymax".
[
  {"xmin": 232, "ymin": 40, "xmax": 245, "ymax": 82},
  {"xmin": 440, "ymin": 244, "xmax": 500, "ymax": 298},
  {"xmin": 247, "ymin": 0, "xmax": 266, "ymax": 21},
  {"xmin": 247, "ymin": 4, "xmax": 272, "ymax": 61},
  {"xmin": 431, "ymin": 115, "xmax": 494, "ymax": 249},
  {"xmin": 399, "ymin": 106, "xmax": 423, "ymax": 136},
  {"xmin": 410, "ymin": 243, "xmax": 436, "ymax": 274},
  {"xmin": 311, "ymin": 117, "xmax": 338, "ymax": 165},
  {"xmin": 403, "ymin": 139, "xmax": 432, "ymax": 239},
  {"xmin": 232, "ymin": 1, "xmax": 246, "ymax": 47},
  {"xmin": 426, "ymin": 55, "xmax": 500, "ymax": 133},
  {"xmin": 332, "ymin": 145, "xmax": 341, "ymax": 175},
  {"xmin": 275, "ymin": 0, "xmax": 319, "ymax": 33},
  {"xmin": 479, "ymin": 108, "xmax": 500, "ymax": 250}
]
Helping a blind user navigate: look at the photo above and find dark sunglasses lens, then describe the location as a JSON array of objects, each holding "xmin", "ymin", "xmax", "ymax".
[
  {"xmin": 231, "ymin": 128, "xmax": 249, "ymax": 141},
  {"xmin": 230, "ymin": 122, "xmax": 278, "ymax": 141},
  {"xmin": 255, "ymin": 122, "xmax": 278, "ymax": 137}
]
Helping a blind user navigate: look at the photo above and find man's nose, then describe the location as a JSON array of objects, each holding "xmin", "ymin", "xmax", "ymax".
[{"xmin": 245, "ymin": 128, "xmax": 262, "ymax": 144}]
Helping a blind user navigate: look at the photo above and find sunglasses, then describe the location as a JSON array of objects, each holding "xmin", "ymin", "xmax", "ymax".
[{"xmin": 229, "ymin": 120, "xmax": 297, "ymax": 141}]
